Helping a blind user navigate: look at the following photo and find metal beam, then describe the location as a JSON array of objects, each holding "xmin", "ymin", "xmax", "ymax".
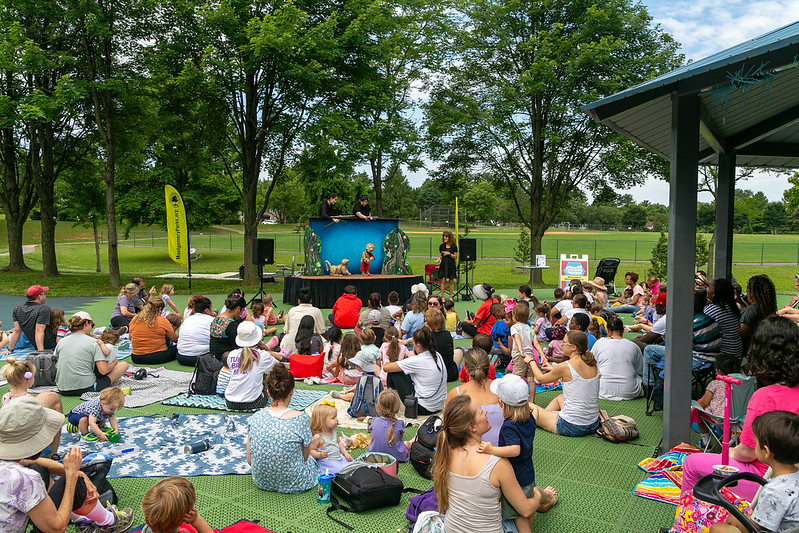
[
  {"xmin": 715, "ymin": 152, "xmax": 736, "ymax": 280},
  {"xmin": 664, "ymin": 92, "xmax": 699, "ymax": 449},
  {"xmin": 738, "ymin": 142, "xmax": 799, "ymax": 158},
  {"xmin": 700, "ymin": 104, "xmax": 727, "ymax": 155},
  {"xmin": 727, "ymin": 103, "xmax": 799, "ymax": 151}
]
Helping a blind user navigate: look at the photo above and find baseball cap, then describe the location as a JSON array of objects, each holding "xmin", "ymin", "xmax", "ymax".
[
  {"xmin": 489, "ymin": 374, "xmax": 530, "ymax": 406},
  {"xmin": 26, "ymin": 285, "xmax": 49, "ymax": 298},
  {"xmin": 73, "ymin": 311, "xmax": 93, "ymax": 322},
  {"xmin": 653, "ymin": 293, "xmax": 667, "ymax": 306},
  {"xmin": 368, "ymin": 309, "xmax": 382, "ymax": 324}
]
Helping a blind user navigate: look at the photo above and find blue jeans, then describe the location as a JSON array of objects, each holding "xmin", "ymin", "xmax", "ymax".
[
  {"xmin": 612, "ymin": 304, "xmax": 641, "ymax": 313},
  {"xmin": 556, "ymin": 415, "xmax": 600, "ymax": 437},
  {"xmin": 643, "ymin": 344, "xmax": 707, "ymax": 385}
]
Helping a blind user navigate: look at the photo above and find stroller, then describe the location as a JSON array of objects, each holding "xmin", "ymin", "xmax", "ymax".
[{"xmin": 594, "ymin": 257, "xmax": 620, "ymax": 295}]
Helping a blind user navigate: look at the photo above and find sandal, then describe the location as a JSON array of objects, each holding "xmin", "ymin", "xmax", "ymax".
[{"xmin": 538, "ymin": 486, "xmax": 558, "ymax": 512}]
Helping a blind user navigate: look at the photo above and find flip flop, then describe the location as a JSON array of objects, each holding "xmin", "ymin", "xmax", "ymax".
[{"xmin": 538, "ymin": 486, "xmax": 558, "ymax": 512}]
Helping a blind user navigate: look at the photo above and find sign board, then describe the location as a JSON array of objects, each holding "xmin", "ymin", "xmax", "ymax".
[
  {"xmin": 559, "ymin": 254, "xmax": 589, "ymax": 289},
  {"xmin": 535, "ymin": 255, "xmax": 547, "ymax": 267}
]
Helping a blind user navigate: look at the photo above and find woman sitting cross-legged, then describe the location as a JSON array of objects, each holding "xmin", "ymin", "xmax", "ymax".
[
  {"xmin": 528, "ymin": 330, "xmax": 600, "ymax": 437},
  {"xmin": 431, "ymin": 395, "xmax": 557, "ymax": 533},
  {"xmin": 383, "ymin": 327, "xmax": 447, "ymax": 416},
  {"xmin": 129, "ymin": 300, "xmax": 178, "ymax": 365},
  {"xmin": 224, "ymin": 321, "xmax": 280, "ymax": 411},
  {"xmin": 246, "ymin": 364, "xmax": 322, "ymax": 493}
]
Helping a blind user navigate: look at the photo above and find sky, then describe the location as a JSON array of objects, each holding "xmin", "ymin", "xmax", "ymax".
[{"xmin": 405, "ymin": 1, "xmax": 799, "ymax": 204}]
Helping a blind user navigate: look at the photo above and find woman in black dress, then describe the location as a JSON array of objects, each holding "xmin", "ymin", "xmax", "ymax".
[{"xmin": 436, "ymin": 231, "xmax": 458, "ymax": 300}]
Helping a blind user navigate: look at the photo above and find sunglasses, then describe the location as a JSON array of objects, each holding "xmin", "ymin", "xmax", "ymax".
[{"xmin": 428, "ymin": 301, "xmax": 440, "ymax": 307}]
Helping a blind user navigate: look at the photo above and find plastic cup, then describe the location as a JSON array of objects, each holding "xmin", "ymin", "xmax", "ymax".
[
  {"xmin": 712, "ymin": 464, "xmax": 739, "ymax": 476},
  {"xmin": 317, "ymin": 473, "xmax": 335, "ymax": 504}
]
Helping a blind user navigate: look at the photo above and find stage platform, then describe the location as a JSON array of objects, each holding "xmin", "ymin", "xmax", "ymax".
[{"xmin": 282, "ymin": 274, "xmax": 423, "ymax": 308}]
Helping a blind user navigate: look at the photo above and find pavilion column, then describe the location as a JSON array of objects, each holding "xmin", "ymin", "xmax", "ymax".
[
  {"xmin": 715, "ymin": 151, "xmax": 736, "ymax": 280},
  {"xmin": 664, "ymin": 92, "xmax": 699, "ymax": 449}
]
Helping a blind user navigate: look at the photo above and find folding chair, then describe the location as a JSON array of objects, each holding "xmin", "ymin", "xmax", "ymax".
[
  {"xmin": 691, "ymin": 373, "xmax": 756, "ymax": 452},
  {"xmin": 594, "ymin": 258, "xmax": 621, "ymax": 295}
]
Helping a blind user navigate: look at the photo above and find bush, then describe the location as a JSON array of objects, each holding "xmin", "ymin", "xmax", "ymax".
[
  {"xmin": 649, "ymin": 231, "xmax": 668, "ymax": 279},
  {"xmin": 514, "ymin": 226, "xmax": 530, "ymax": 264}
]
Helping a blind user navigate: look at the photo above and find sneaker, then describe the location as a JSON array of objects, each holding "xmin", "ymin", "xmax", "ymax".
[
  {"xmin": 331, "ymin": 390, "xmax": 341, "ymax": 399},
  {"xmin": 277, "ymin": 310, "xmax": 285, "ymax": 320},
  {"xmin": 66, "ymin": 423, "xmax": 79, "ymax": 433},
  {"xmin": 112, "ymin": 326, "xmax": 128, "ymax": 336},
  {"xmin": 98, "ymin": 505, "xmax": 134, "ymax": 533},
  {"xmin": 82, "ymin": 433, "xmax": 99, "ymax": 442},
  {"xmin": 99, "ymin": 426, "xmax": 115, "ymax": 434},
  {"xmin": 74, "ymin": 521, "xmax": 99, "ymax": 533}
]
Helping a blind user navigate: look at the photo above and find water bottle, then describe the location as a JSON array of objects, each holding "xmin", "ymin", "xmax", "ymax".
[
  {"xmin": 184, "ymin": 439, "xmax": 212, "ymax": 454},
  {"xmin": 403, "ymin": 395, "xmax": 418, "ymax": 418},
  {"xmin": 317, "ymin": 469, "xmax": 334, "ymax": 504}
]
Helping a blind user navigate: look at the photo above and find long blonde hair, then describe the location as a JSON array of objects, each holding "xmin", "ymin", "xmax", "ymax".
[
  {"xmin": 383, "ymin": 326, "xmax": 401, "ymax": 362},
  {"xmin": 432, "ymin": 395, "xmax": 477, "ymax": 512},
  {"xmin": 232, "ymin": 346, "xmax": 259, "ymax": 374},
  {"xmin": 2, "ymin": 357, "xmax": 35, "ymax": 387},
  {"xmin": 310, "ymin": 403, "xmax": 337, "ymax": 435},
  {"xmin": 375, "ymin": 389, "xmax": 402, "ymax": 446},
  {"xmin": 131, "ymin": 300, "xmax": 163, "ymax": 328}
]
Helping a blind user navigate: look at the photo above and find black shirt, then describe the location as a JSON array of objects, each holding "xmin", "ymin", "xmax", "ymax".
[
  {"xmin": 12, "ymin": 301, "xmax": 56, "ymax": 350},
  {"xmin": 319, "ymin": 201, "xmax": 337, "ymax": 220},
  {"xmin": 352, "ymin": 202, "xmax": 371, "ymax": 218}
]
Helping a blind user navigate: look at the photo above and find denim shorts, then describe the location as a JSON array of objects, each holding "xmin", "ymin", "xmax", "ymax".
[{"xmin": 556, "ymin": 415, "xmax": 600, "ymax": 437}]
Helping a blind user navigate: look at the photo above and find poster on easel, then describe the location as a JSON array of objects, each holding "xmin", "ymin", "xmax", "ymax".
[{"xmin": 559, "ymin": 254, "xmax": 589, "ymax": 289}]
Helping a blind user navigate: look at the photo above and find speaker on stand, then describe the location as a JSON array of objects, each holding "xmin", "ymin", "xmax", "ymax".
[
  {"xmin": 455, "ymin": 238, "xmax": 476, "ymax": 301},
  {"xmin": 249, "ymin": 238, "xmax": 275, "ymax": 305}
]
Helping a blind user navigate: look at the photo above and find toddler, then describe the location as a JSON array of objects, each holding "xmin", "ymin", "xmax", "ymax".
[
  {"xmin": 533, "ymin": 303, "xmax": 551, "ymax": 341},
  {"xmin": 367, "ymin": 309, "xmax": 386, "ymax": 346},
  {"xmin": 310, "ymin": 402, "xmax": 353, "ymax": 474},
  {"xmin": 545, "ymin": 324, "xmax": 567, "ymax": 364},
  {"xmin": 160, "ymin": 284, "xmax": 181, "ymax": 317},
  {"xmin": 356, "ymin": 328, "xmax": 381, "ymax": 370},
  {"xmin": 589, "ymin": 302, "xmax": 607, "ymax": 338},
  {"xmin": 141, "ymin": 476, "xmax": 214, "ymax": 533},
  {"xmin": 457, "ymin": 333, "xmax": 498, "ymax": 383},
  {"xmin": 263, "ymin": 294, "xmax": 283, "ymax": 325},
  {"xmin": 510, "ymin": 302, "xmax": 537, "ymax": 400},
  {"xmin": 100, "ymin": 328, "xmax": 121, "ymax": 363},
  {"xmin": 691, "ymin": 354, "xmax": 741, "ymax": 449},
  {"xmin": 489, "ymin": 303, "xmax": 511, "ymax": 371},
  {"xmin": 66, "ymin": 387, "xmax": 125, "ymax": 442},
  {"xmin": 368, "ymin": 389, "xmax": 409, "ymax": 462},
  {"xmin": 610, "ymin": 288, "xmax": 634, "ymax": 307},
  {"xmin": 379, "ymin": 326, "xmax": 409, "ymax": 385},
  {"xmin": 0, "ymin": 320, "xmax": 7, "ymax": 350},
  {"xmin": 2, "ymin": 356, "xmax": 35, "ymax": 406},
  {"xmin": 386, "ymin": 291, "xmax": 403, "ymax": 324},
  {"xmin": 50, "ymin": 308, "xmax": 68, "ymax": 343},
  {"xmin": 632, "ymin": 294, "xmax": 655, "ymax": 325},
  {"xmin": 444, "ymin": 299, "xmax": 459, "ymax": 332},
  {"xmin": 711, "ymin": 410, "xmax": 799, "ymax": 533},
  {"xmin": 331, "ymin": 333, "xmax": 372, "ymax": 385},
  {"xmin": 479, "ymin": 374, "xmax": 542, "ymax": 533},
  {"xmin": 322, "ymin": 326, "xmax": 343, "ymax": 376}
]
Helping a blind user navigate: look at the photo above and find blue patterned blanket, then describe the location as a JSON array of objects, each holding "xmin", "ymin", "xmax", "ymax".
[{"xmin": 162, "ymin": 389, "xmax": 327, "ymax": 412}]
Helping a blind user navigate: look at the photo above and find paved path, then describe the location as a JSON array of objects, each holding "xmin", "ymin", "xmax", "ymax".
[{"xmin": 0, "ymin": 245, "xmax": 35, "ymax": 257}]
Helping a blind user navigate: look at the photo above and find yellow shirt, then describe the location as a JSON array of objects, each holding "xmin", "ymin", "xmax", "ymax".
[{"xmin": 445, "ymin": 311, "xmax": 458, "ymax": 332}]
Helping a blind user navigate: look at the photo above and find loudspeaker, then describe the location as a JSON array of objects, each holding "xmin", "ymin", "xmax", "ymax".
[
  {"xmin": 460, "ymin": 238, "xmax": 477, "ymax": 261},
  {"xmin": 251, "ymin": 238, "xmax": 274, "ymax": 265}
]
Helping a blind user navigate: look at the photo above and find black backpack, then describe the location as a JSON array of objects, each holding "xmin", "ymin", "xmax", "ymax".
[
  {"xmin": 409, "ymin": 414, "xmax": 442, "ymax": 479},
  {"xmin": 347, "ymin": 374, "xmax": 384, "ymax": 418},
  {"xmin": 28, "ymin": 350, "xmax": 57, "ymax": 388},
  {"xmin": 189, "ymin": 353, "xmax": 223, "ymax": 394},
  {"xmin": 328, "ymin": 464, "xmax": 421, "ymax": 530}
]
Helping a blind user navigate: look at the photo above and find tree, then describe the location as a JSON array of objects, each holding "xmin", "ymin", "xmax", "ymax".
[
  {"xmin": 461, "ymin": 179, "xmax": 498, "ymax": 223},
  {"xmin": 783, "ymin": 172, "xmax": 799, "ymax": 212},
  {"xmin": 381, "ymin": 165, "xmax": 417, "ymax": 220},
  {"xmin": 649, "ymin": 231, "xmax": 667, "ymax": 279},
  {"xmin": 55, "ymin": 157, "xmax": 106, "ymax": 272},
  {"xmin": 761, "ymin": 202, "xmax": 787, "ymax": 234},
  {"xmin": 514, "ymin": 226, "xmax": 530, "ymax": 264},
  {"xmin": 425, "ymin": 0, "xmax": 681, "ymax": 282},
  {"xmin": 415, "ymin": 179, "xmax": 443, "ymax": 212},
  {"xmin": 696, "ymin": 233, "xmax": 708, "ymax": 271},
  {"xmin": 622, "ymin": 204, "xmax": 648, "ymax": 230}
]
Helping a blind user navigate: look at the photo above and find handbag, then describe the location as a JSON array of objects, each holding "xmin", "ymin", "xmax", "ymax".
[
  {"xmin": 595, "ymin": 410, "xmax": 639, "ymax": 443},
  {"xmin": 288, "ymin": 352, "xmax": 324, "ymax": 378}
]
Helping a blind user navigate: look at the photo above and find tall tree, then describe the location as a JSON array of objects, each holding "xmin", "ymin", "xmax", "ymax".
[{"xmin": 425, "ymin": 0, "xmax": 681, "ymax": 282}]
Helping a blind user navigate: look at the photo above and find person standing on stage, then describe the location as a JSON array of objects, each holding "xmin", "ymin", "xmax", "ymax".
[
  {"xmin": 319, "ymin": 193, "xmax": 340, "ymax": 223},
  {"xmin": 352, "ymin": 195, "xmax": 372, "ymax": 220},
  {"xmin": 436, "ymin": 231, "xmax": 458, "ymax": 300}
]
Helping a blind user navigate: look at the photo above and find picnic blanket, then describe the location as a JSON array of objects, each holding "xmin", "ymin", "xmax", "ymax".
[
  {"xmin": 162, "ymin": 389, "xmax": 327, "ymax": 412},
  {"xmin": 29, "ymin": 367, "xmax": 192, "ymax": 408},
  {"xmin": 0, "ymin": 339, "xmax": 131, "ymax": 361},
  {"xmin": 633, "ymin": 443, "xmax": 702, "ymax": 505},
  {"xmin": 304, "ymin": 393, "xmax": 428, "ymax": 430},
  {"xmin": 61, "ymin": 414, "xmax": 252, "ymax": 478}
]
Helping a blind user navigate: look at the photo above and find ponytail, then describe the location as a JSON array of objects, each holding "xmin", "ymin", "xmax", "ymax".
[
  {"xmin": 384, "ymin": 326, "xmax": 400, "ymax": 362},
  {"xmin": 432, "ymin": 395, "xmax": 476, "ymax": 512},
  {"xmin": 565, "ymin": 330, "xmax": 596, "ymax": 367},
  {"xmin": 413, "ymin": 327, "xmax": 438, "ymax": 371}
]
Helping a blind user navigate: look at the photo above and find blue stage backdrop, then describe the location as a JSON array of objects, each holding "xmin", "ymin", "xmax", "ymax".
[{"xmin": 308, "ymin": 218, "xmax": 399, "ymax": 274}]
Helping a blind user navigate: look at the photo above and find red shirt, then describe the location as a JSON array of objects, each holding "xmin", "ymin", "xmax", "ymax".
[
  {"xmin": 332, "ymin": 294, "xmax": 362, "ymax": 328},
  {"xmin": 475, "ymin": 298, "xmax": 499, "ymax": 336}
]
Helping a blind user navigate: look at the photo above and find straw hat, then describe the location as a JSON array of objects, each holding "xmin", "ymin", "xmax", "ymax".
[
  {"xmin": 585, "ymin": 277, "xmax": 607, "ymax": 291},
  {"xmin": 0, "ymin": 397, "xmax": 65, "ymax": 460},
  {"xmin": 410, "ymin": 283, "xmax": 429, "ymax": 297},
  {"xmin": 236, "ymin": 321, "xmax": 263, "ymax": 347}
]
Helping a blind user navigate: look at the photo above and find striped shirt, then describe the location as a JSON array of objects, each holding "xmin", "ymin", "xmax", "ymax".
[
  {"xmin": 692, "ymin": 312, "xmax": 722, "ymax": 360},
  {"xmin": 703, "ymin": 303, "xmax": 742, "ymax": 358}
]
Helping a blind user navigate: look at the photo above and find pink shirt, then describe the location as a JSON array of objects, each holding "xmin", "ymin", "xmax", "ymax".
[
  {"xmin": 646, "ymin": 281, "xmax": 662, "ymax": 295},
  {"xmin": 739, "ymin": 384, "xmax": 799, "ymax": 473}
]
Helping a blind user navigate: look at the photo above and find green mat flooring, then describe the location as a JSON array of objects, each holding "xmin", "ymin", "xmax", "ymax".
[{"xmin": 4, "ymin": 292, "xmax": 683, "ymax": 532}]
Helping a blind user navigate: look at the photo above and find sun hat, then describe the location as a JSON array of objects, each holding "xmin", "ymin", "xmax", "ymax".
[
  {"xmin": 585, "ymin": 277, "xmax": 607, "ymax": 291},
  {"xmin": 472, "ymin": 283, "xmax": 493, "ymax": 301},
  {"xmin": 26, "ymin": 285, "xmax": 49, "ymax": 298},
  {"xmin": 410, "ymin": 283, "xmax": 429, "ymax": 297},
  {"xmin": 489, "ymin": 374, "xmax": 530, "ymax": 407},
  {"xmin": 0, "ymin": 396, "xmax": 65, "ymax": 460},
  {"xmin": 73, "ymin": 311, "xmax": 93, "ymax": 322},
  {"xmin": 653, "ymin": 293, "xmax": 667, "ymax": 306},
  {"xmin": 236, "ymin": 321, "xmax": 263, "ymax": 347},
  {"xmin": 368, "ymin": 309, "xmax": 382, "ymax": 324}
]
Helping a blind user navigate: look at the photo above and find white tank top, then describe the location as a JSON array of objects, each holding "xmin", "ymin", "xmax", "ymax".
[
  {"xmin": 444, "ymin": 454, "xmax": 503, "ymax": 533},
  {"xmin": 559, "ymin": 360, "xmax": 600, "ymax": 426}
]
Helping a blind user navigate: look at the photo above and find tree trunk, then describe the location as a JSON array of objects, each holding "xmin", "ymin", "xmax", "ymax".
[
  {"xmin": 104, "ymin": 140, "xmax": 121, "ymax": 286},
  {"xmin": 35, "ymin": 123, "xmax": 59, "ymax": 277},
  {"xmin": 3, "ymin": 215, "xmax": 29, "ymax": 271},
  {"xmin": 370, "ymin": 152, "xmax": 384, "ymax": 218},
  {"xmin": 0, "ymin": 127, "xmax": 34, "ymax": 271},
  {"xmin": 529, "ymin": 225, "xmax": 546, "ymax": 285},
  {"xmin": 241, "ymin": 159, "xmax": 260, "ymax": 286},
  {"xmin": 707, "ymin": 230, "xmax": 716, "ymax": 280},
  {"xmin": 93, "ymin": 218, "xmax": 101, "ymax": 272}
]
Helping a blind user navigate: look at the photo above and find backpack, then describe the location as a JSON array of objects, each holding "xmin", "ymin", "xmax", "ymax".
[
  {"xmin": 598, "ymin": 308, "xmax": 617, "ymax": 325},
  {"xmin": 189, "ymin": 353, "xmax": 223, "ymax": 395},
  {"xmin": 409, "ymin": 415, "xmax": 442, "ymax": 479},
  {"xmin": 327, "ymin": 463, "xmax": 411, "ymax": 530},
  {"xmin": 28, "ymin": 351, "xmax": 57, "ymax": 388},
  {"xmin": 346, "ymin": 374, "xmax": 384, "ymax": 418}
]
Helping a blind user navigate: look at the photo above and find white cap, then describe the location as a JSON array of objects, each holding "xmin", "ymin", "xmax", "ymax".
[
  {"xmin": 73, "ymin": 311, "xmax": 93, "ymax": 322},
  {"xmin": 368, "ymin": 309, "xmax": 382, "ymax": 324},
  {"xmin": 489, "ymin": 374, "xmax": 530, "ymax": 406}
]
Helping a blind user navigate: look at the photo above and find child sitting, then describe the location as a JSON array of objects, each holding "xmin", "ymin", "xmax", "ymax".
[
  {"xmin": 2, "ymin": 356, "xmax": 35, "ymax": 406},
  {"xmin": 444, "ymin": 299, "xmax": 459, "ymax": 332},
  {"xmin": 544, "ymin": 324, "xmax": 567, "ymax": 364},
  {"xmin": 160, "ymin": 284, "xmax": 181, "ymax": 317},
  {"xmin": 489, "ymin": 303, "xmax": 511, "ymax": 371},
  {"xmin": 331, "ymin": 333, "xmax": 376, "ymax": 386},
  {"xmin": 710, "ymin": 410, "xmax": 799, "ymax": 533},
  {"xmin": 386, "ymin": 291, "xmax": 403, "ymax": 324},
  {"xmin": 263, "ymin": 294, "xmax": 283, "ymax": 324},
  {"xmin": 310, "ymin": 402, "xmax": 353, "ymax": 474},
  {"xmin": 368, "ymin": 389, "xmax": 410, "ymax": 462},
  {"xmin": 66, "ymin": 387, "xmax": 124, "ymax": 442},
  {"xmin": 379, "ymin": 326, "xmax": 409, "ymax": 385},
  {"xmin": 322, "ymin": 326, "xmax": 343, "ymax": 377},
  {"xmin": 367, "ymin": 309, "xmax": 385, "ymax": 346},
  {"xmin": 294, "ymin": 315, "xmax": 324, "ymax": 355},
  {"xmin": 356, "ymin": 327, "xmax": 381, "ymax": 370},
  {"xmin": 457, "ymin": 333, "xmax": 498, "ymax": 382},
  {"xmin": 251, "ymin": 301, "xmax": 278, "ymax": 337},
  {"xmin": 99, "ymin": 328, "xmax": 121, "ymax": 363},
  {"xmin": 141, "ymin": 477, "xmax": 214, "ymax": 533},
  {"xmin": 533, "ymin": 303, "xmax": 551, "ymax": 341},
  {"xmin": 589, "ymin": 302, "xmax": 607, "ymax": 338},
  {"xmin": 216, "ymin": 353, "xmax": 231, "ymax": 396},
  {"xmin": 165, "ymin": 313, "xmax": 182, "ymax": 347},
  {"xmin": 224, "ymin": 322, "xmax": 278, "ymax": 410},
  {"xmin": 610, "ymin": 287, "xmax": 634, "ymax": 307},
  {"xmin": 50, "ymin": 308, "xmax": 68, "ymax": 343},
  {"xmin": 632, "ymin": 294, "xmax": 655, "ymax": 325},
  {"xmin": 479, "ymin": 374, "xmax": 547, "ymax": 533},
  {"xmin": 691, "ymin": 354, "xmax": 740, "ymax": 449}
]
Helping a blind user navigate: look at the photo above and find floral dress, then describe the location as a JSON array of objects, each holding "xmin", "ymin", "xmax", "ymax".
[{"xmin": 248, "ymin": 409, "xmax": 318, "ymax": 493}]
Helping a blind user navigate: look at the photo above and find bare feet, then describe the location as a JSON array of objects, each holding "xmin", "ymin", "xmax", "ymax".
[{"xmin": 537, "ymin": 486, "xmax": 558, "ymax": 513}]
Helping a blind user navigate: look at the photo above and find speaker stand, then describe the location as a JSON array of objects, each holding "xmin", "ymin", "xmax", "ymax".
[
  {"xmin": 247, "ymin": 264, "xmax": 269, "ymax": 306},
  {"xmin": 455, "ymin": 260, "xmax": 474, "ymax": 301}
]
